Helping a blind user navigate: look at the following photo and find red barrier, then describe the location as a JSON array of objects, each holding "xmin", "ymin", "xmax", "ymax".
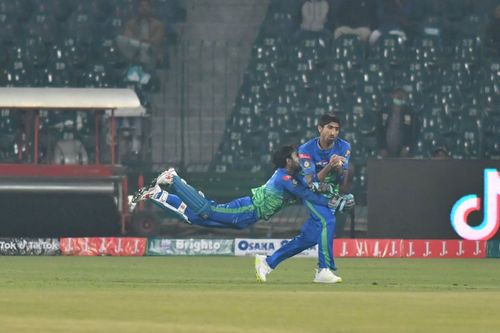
[
  {"xmin": 60, "ymin": 237, "xmax": 147, "ymax": 256},
  {"xmin": 334, "ymin": 239, "xmax": 402, "ymax": 258},
  {"xmin": 333, "ymin": 239, "xmax": 487, "ymax": 258},
  {"xmin": 401, "ymin": 240, "xmax": 486, "ymax": 258}
]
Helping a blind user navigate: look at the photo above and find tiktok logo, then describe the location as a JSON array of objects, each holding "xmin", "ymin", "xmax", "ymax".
[{"xmin": 450, "ymin": 169, "xmax": 500, "ymax": 240}]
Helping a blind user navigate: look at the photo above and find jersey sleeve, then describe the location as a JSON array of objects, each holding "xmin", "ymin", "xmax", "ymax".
[
  {"xmin": 298, "ymin": 146, "xmax": 316, "ymax": 177},
  {"xmin": 279, "ymin": 175, "xmax": 329, "ymax": 207},
  {"xmin": 335, "ymin": 141, "xmax": 351, "ymax": 183},
  {"xmin": 342, "ymin": 142, "xmax": 351, "ymax": 171}
]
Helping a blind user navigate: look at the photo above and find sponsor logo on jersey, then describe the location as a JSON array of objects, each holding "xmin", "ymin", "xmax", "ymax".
[
  {"xmin": 282, "ymin": 175, "xmax": 291, "ymax": 181},
  {"xmin": 159, "ymin": 191, "xmax": 168, "ymax": 202},
  {"xmin": 178, "ymin": 202, "xmax": 187, "ymax": 214},
  {"xmin": 299, "ymin": 153, "xmax": 311, "ymax": 159},
  {"xmin": 303, "ymin": 160, "xmax": 311, "ymax": 168}
]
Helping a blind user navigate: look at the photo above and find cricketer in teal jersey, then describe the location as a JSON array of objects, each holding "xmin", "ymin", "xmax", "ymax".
[
  {"xmin": 132, "ymin": 145, "xmax": 344, "ymax": 230},
  {"xmin": 256, "ymin": 114, "xmax": 354, "ymax": 284}
]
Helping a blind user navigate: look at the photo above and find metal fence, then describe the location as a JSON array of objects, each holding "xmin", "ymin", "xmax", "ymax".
[{"xmin": 150, "ymin": 40, "xmax": 252, "ymax": 171}]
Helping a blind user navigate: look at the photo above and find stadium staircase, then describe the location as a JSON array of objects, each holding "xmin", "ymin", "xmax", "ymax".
[{"xmin": 150, "ymin": 0, "xmax": 270, "ymax": 171}]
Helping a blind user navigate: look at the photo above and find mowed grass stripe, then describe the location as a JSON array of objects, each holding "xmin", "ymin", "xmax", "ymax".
[{"xmin": 0, "ymin": 257, "xmax": 499, "ymax": 333}]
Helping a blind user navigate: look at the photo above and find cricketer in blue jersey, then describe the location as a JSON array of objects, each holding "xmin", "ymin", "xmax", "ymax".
[
  {"xmin": 256, "ymin": 114, "xmax": 354, "ymax": 284},
  {"xmin": 132, "ymin": 145, "xmax": 344, "ymax": 230}
]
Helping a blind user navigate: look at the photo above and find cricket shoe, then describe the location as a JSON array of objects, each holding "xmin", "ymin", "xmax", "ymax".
[
  {"xmin": 313, "ymin": 268, "xmax": 342, "ymax": 284},
  {"xmin": 255, "ymin": 254, "xmax": 273, "ymax": 283},
  {"xmin": 132, "ymin": 184, "xmax": 162, "ymax": 203},
  {"xmin": 154, "ymin": 167, "xmax": 179, "ymax": 187}
]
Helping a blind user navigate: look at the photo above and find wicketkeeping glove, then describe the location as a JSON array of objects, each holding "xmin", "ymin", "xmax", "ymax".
[
  {"xmin": 328, "ymin": 193, "xmax": 355, "ymax": 213},
  {"xmin": 339, "ymin": 193, "xmax": 355, "ymax": 213}
]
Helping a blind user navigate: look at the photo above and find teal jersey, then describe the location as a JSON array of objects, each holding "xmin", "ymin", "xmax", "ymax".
[{"xmin": 251, "ymin": 168, "xmax": 329, "ymax": 220}]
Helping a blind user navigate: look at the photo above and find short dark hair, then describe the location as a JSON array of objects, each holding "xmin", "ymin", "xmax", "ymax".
[
  {"xmin": 272, "ymin": 145, "xmax": 295, "ymax": 168},
  {"xmin": 318, "ymin": 114, "xmax": 341, "ymax": 128},
  {"xmin": 431, "ymin": 146, "xmax": 450, "ymax": 158}
]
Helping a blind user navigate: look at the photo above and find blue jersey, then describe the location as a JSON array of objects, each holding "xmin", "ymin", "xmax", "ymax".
[
  {"xmin": 251, "ymin": 168, "xmax": 330, "ymax": 220},
  {"xmin": 152, "ymin": 167, "xmax": 332, "ymax": 230},
  {"xmin": 298, "ymin": 137, "xmax": 351, "ymax": 195}
]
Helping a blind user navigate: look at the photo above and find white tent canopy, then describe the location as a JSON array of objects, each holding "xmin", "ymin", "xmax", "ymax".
[{"xmin": 0, "ymin": 87, "xmax": 144, "ymax": 115}]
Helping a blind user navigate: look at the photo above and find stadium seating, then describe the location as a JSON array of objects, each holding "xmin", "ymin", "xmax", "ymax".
[
  {"xmin": 0, "ymin": 109, "xmax": 19, "ymax": 162},
  {"xmin": 332, "ymin": 34, "xmax": 365, "ymax": 67},
  {"xmin": 251, "ymin": 34, "xmax": 284, "ymax": 67},
  {"xmin": 209, "ymin": 0, "xmax": 500, "ymax": 209},
  {"xmin": 290, "ymin": 29, "xmax": 331, "ymax": 68},
  {"xmin": 453, "ymin": 36, "xmax": 483, "ymax": 64},
  {"xmin": 409, "ymin": 35, "xmax": 443, "ymax": 66},
  {"xmin": 439, "ymin": 61, "xmax": 473, "ymax": 92},
  {"xmin": 0, "ymin": 0, "xmax": 498, "ymax": 202},
  {"xmin": 369, "ymin": 34, "xmax": 407, "ymax": 67}
]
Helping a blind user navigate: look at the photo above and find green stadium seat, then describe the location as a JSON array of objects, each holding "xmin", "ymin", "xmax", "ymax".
[
  {"xmin": 431, "ymin": 84, "xmax": 464, "ymax": 114},
  {"xmin": 290, "ymin": 29, "xmax": 331, "ymax": 67},
  {"xmin": 332, "ymin": 34, "xmax": 365, "ymax": 67},
  {"xmin": 483, "ymin": 136, "xmax": 500, "ymax": 159},
  {"xmin": 246, "ymin": 59, "xmax": 278, "ymax": 90},
  {"xmin": 307, "ymin": 82, "xmax": 345, "ymax": 114},
  {"xmin": 439, "ymin": 61, "xmax": 473, "ymax": 92},
  {"xmin": 327, "ymin": 60, "xmax": 356, "ymax": 91},
  {"xmin": 456, "ymin": 107, "xmax": 481, "ymax": 158},
  {"xmin": 369, "ymin": 34, "xmax": 407, "ymax": 67},
  {"xmin": 476, "ymin": 81, "xmax": 499, "ymax": 113},
  {"xmin": 0, "ymin": 13, "xmax": 21, "ymax": 44},
  {"xmin": 394, "ymin": 60, "xmax": 433, "ymax": 97},
  {"xmin": 459, "ymin": 13, "xmax": 486, "ymax": 37},
  {"xmin": 477, "ymin": 61, "xmax": 499, "ymax": 87},
  {"xmin": 452, "ymin": 36, "xmax": 483, "ymax": 64},
  {"xmin": 93, "ymin": 38, "xmax": 127, "ymax": 70},
  {"xmin": 251, "ymin": 34, "xmax": 284, "ymax": 66},
  {"xmin": 263, "ymin": 12, "xmax": 295, "ymax": 37},
  {"xmin": 235, "ymin": 82, "xmax": 269, "ymax": 110},
  {"xmin": 0, "ymin": 109, "xmax": 20, "ymax": 162},
  {"xmin": 2, "ymin": 61, "xmax": 33, "ymax": 87},
  {"xmin": 64, "ymin": 2, "xmax": 96, "ymax": 38},
  {"xmin": 23, "ymin": 37, "xmax": 50, "ymax": 68},
  {"xmin": 409, "ymin": 35, "xmax": 443, "ymax": 66},
  {"xmin": 416, "ymin": 126, "xmax": 445, "ymax": 158},
  {"xmin": 482, "ymin": 111, "xmax": 500, "ymax": 159},
  {"xmin": 25, "ymin": 3, "xmax": 57, "ymax": 41}
]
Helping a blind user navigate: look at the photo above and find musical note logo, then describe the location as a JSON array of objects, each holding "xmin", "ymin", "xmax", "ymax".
[{"xmin": 451, "ymin": 169, "xmax": 500, "ymax": 240}]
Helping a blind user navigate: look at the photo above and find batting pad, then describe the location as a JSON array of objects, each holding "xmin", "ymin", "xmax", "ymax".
[{"xmin": 171, "ymin": 175, "xmax": 211, "ymax": 218}]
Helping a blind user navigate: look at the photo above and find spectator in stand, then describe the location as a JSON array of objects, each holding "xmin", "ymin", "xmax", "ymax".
[
  {"xmin": 264, "ymin": 0, "xmax": 303, "ymax": 34},
  {"xmin": 333, "ymin": 0, "xmax": 378, "ymax": 43},
  {"xmin": 52, "ymin": 120, "xmax": 88, "ymax": 165},
  {"xmin": 431, "ymin": 146, "xmax": 451, "ymax": 159},
  {"xmin": 485, "ymin": 4, "xmax": 500, "ymax": 57},
  {"xmin": 300, "ymin": 0, "xmax": 329, "ymax": 32},
  {"xmin": 369, "ymin": 0, "xmax": 417, "ymax": 44},
  {"xmin": 378, "ymin": 87, "xmax": 417, "ymax": 158},
  {"xmin": 116, "ymin": 0, "xmax": 166, "ymax": 68}
]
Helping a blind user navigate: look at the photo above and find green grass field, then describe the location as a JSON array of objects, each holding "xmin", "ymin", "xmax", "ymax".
[{"xmin": 0, "ymin": 256, "xmax": 499, "ymax": 333}]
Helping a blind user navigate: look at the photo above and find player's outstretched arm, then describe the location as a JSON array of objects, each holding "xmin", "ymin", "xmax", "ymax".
[{"xmin": 280, "ymin": 176, "xmax": 330, "ymax": 207}]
